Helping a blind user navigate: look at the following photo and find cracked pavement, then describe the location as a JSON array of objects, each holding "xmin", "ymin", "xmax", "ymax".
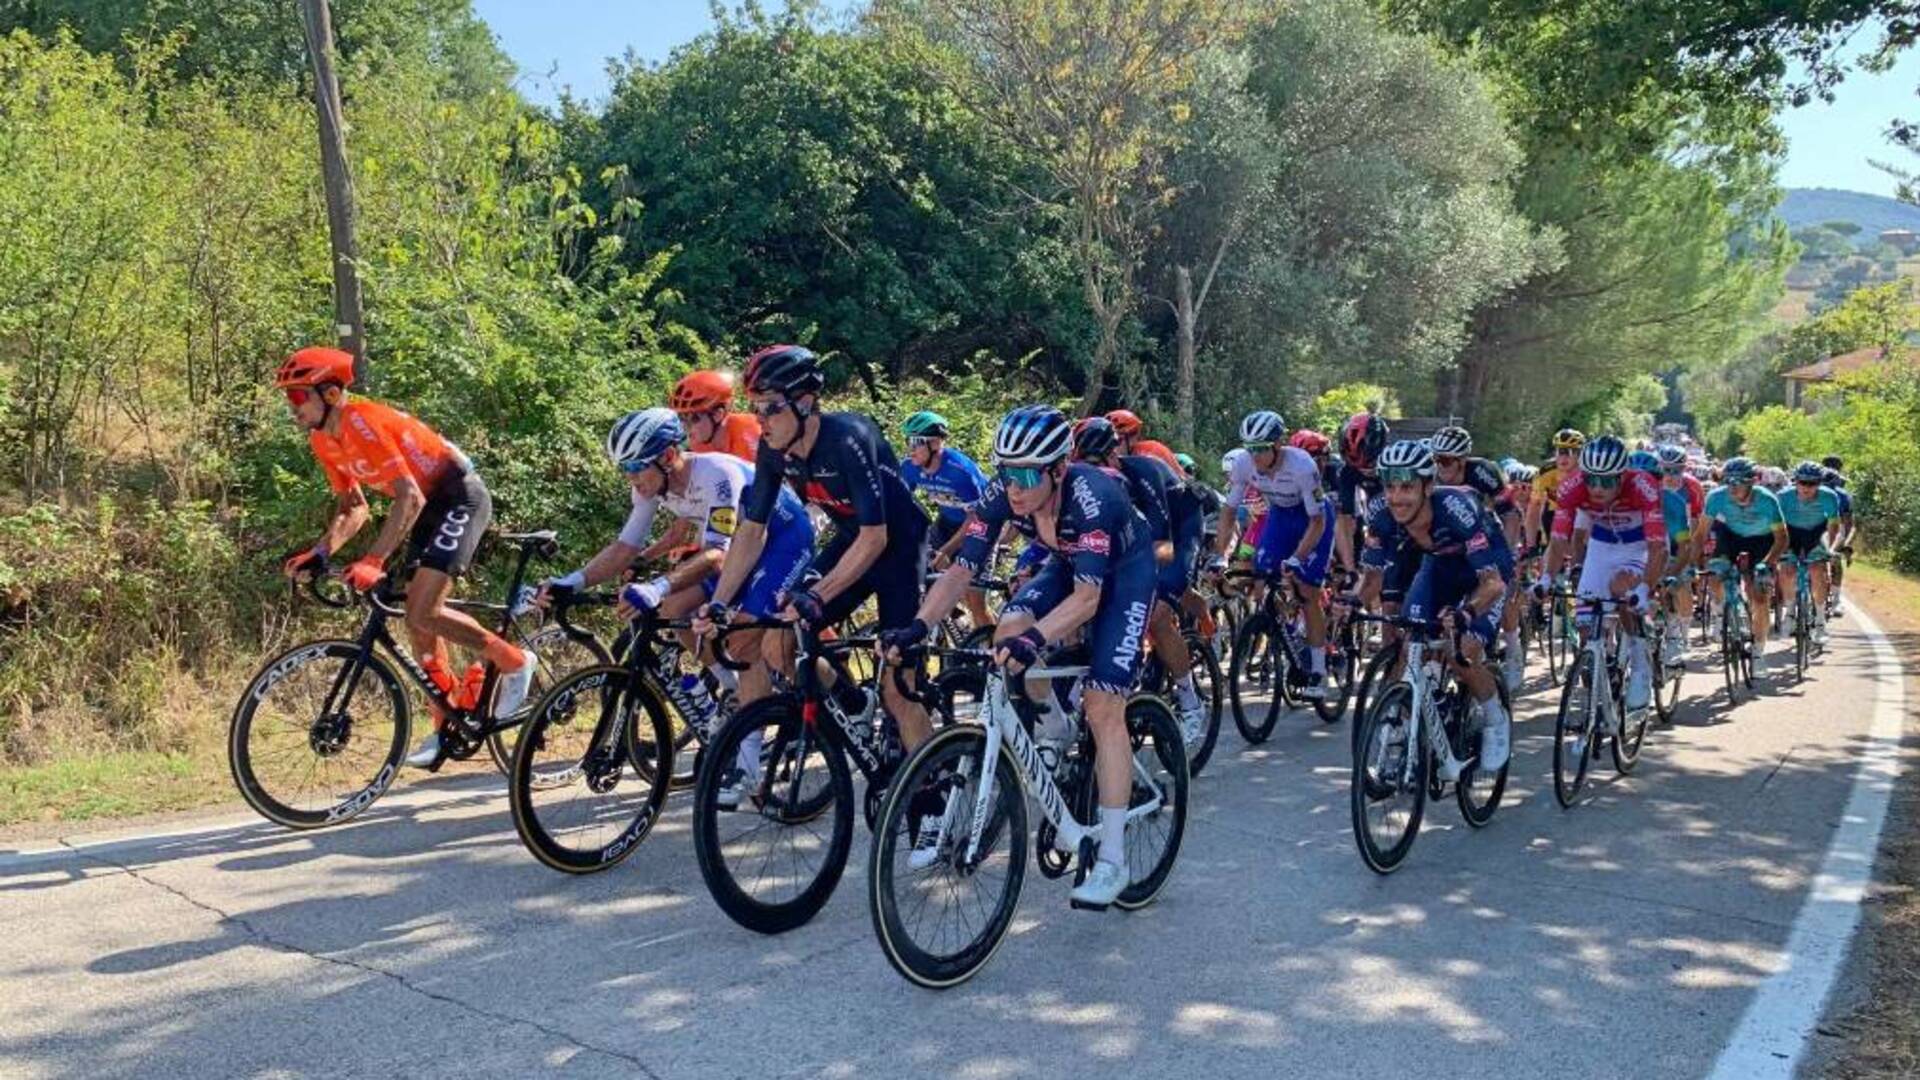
[{"xmin": 0, "ymin": 613, "xmax": 1906, "ymax": 1079}]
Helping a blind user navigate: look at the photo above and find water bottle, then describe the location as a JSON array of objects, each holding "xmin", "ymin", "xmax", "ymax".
[
  {"xmin": 457, "ymin": 662, "xmax": 487, "ymax": 711},
  {"xmin": 676, "ymin": 673, "xmax": 720, "ymax": 733}
]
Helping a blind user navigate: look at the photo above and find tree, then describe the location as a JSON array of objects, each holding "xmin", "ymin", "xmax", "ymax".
[{"xmin": 880, "ymin": 0, "xmax": 1249, "ymax": 413}]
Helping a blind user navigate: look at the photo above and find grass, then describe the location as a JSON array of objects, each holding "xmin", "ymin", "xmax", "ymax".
[
  {"xmin": 0, "ymin": 746, "xmax": 229, "ymax": 828},
  {"xmin": 1814, "ymin": 557, "xmax": 1920, "ymax": 1079}
]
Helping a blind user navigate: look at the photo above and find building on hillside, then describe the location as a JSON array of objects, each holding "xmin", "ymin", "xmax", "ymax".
[
  {"xmin": 1781, "ymin": 346, "xmax": 1900, "ymax": 411},
  {"xmin": 1880, "ymin": 228, "xmax": 1920, "ymax": 255}
]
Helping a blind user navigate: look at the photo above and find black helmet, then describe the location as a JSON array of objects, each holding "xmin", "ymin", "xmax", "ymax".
[
  {"xmin": 1073, "ymin": 416, "xmax": 1119, "ymax": 461},
  {"xmin": 743, "ymin": 344, "xmax": 824, "ymax": 397}
]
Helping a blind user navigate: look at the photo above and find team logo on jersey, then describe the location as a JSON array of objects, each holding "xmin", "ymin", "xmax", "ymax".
[
  {"xmin": 1070, "ymin": 476, "xmax": 1102, "ymax": 519},
  {"xmin": 1466, "ymin": 532, "xmax": 1489, "ymax": 554},
  {"xmin": 1075, "ymin": 529, "xmax": 1111, "ymax": 556},
  {"xmin": 710, "ymin": 507, "xmax": 737, "ymax": 536},
  {"xmin": 964, "ymin": 517, "xmax": 990, "ymax": 539}
]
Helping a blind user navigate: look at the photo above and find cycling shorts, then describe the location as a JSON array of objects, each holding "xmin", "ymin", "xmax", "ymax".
[
  {"xmin": 1158, "ymin": 533, "xmax": 1198, "ymax": 604},
  {"xmin": 1786, "ymin": 524, "xmax": 1830, "ymax": 562},
  {"xmin": 1404, "ymin": 556, "xmax": 1504, "ymax": 648},
  {"xmin": 812, "ymin": 526, "xmax": 927, "ymax": 631},
  {"xmin": 1253, "ymin": 501, "xmax": 1335, "ymax": 586},
  {"xmin": 1006, "ymin": 551, "xmax": 1155, "ymax": 696},
  {"xmin": 1575, "ymin": 536, "xmax": 1649, "ymax": 610},
  {"xmin": 1708, "ymin": 523, "xmax": 1774, "ymax": 575},
  {"xmin": 710, "ymin": 511, "xmax": 816, "ymax": 619},
  {"xmin": 407, "ymin": 469, "xmax": 490, "ymax": 577}
]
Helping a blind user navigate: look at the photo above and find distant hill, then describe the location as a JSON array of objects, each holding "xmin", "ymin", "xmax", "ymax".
[{"xmin": 1779, "ymin": 187, "xmax": 1920, "ymax": 239}]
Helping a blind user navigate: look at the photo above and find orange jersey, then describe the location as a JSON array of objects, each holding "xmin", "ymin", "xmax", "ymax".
[
  {"xmin": 308, "ymin": 399, "xmax": 468, "ymax": 498},
  {"xmin": 689, "ymin": 411, "xmax": 761, "ymax": 463},
  {"xmin": 1133, "ymin": 438, "xmax": 1183, "ymax": 472}
]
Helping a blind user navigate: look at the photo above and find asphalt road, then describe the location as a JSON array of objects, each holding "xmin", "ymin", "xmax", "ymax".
[{"xmin": 1, "ymin": 609, "xmax": 1907, "ymax": 1080}]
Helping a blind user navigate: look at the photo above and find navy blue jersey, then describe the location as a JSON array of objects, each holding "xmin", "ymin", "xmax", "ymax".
[
  {"xmin": 958, "ymin": 463, "xmax": 1147, "ymax": 585},
  {"xmin": 744, "ymin": 412, "xmax": 927, "ymax": 541},
  {"xmin": 1335, "ymin": 462, "xmax": 1382, "ymax": 517},
  {"xmin": 1362, "ymin": 486, "xmax": 1511, "ymax": 578}
]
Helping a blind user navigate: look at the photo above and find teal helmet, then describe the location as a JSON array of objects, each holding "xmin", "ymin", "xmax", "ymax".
[
  {"xmin": 903, "ymin": 410, "xmax": 949, "ymax": 439},
  {"xmin": 1627, "ymin": 449, "xmax": 1659, "ymax": 472},
  {"xmin": 1174, "ymin": 452, "xmax": 1196, "ymax": 477}
]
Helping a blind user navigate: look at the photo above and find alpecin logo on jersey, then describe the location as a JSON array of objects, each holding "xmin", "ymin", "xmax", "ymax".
[
  {"xmin": 964, "ymin": 517, "xmax": 990, "ymax": 539},
  {"xmin": 1074, "ymin": 529, "xmax": 1111, "ymax": 556},
  {"xmin": 1070, "ymin": 475, "xmax": 1101, "ymax": 520},
  {"xmin": 1466, "ymin": 532, "xmax": 1489, "ymax": 554}
]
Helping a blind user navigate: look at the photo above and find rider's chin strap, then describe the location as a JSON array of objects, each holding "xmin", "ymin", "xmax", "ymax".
[{"xmin": 773, "ymin": 397, "xmax": 817, "ymax": 455}]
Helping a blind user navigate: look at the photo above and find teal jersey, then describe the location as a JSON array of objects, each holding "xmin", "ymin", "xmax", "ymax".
[
  {"xmin": 1778, "ymin": 485, "xmax": 1841, "ymax": 531},
  {"xmin": 1659, "ymin": 486, "xmax": 1692, "ymax": 540},
  {"xmin": 1703, "ymin": 485, "xmax": 1785, "ymax": 538}
]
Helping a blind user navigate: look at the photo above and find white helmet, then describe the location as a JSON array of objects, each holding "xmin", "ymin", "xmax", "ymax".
[
  {"xmin": 605, "ymin": 407, "xmax": 685, "ymax": 469},
  {"xmin": 1378, "ymin": 439, "xmax": 1435, "ymax": 477},
  {"xmin": 992, "ymin": 405, "xmax": 1073, "ymax": 468},
  {"xmin": 1430, "ymin": 425, "xmax": 1473, "ymax": 457},
  {"xmin": 1239, "ymin": 410, "xmax": 1285, "ymax": 445}
]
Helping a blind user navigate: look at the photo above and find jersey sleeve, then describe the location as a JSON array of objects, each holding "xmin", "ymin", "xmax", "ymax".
[
  {"xmin": 840, "ymin": 421, "xmax": 890, "ymax": 529},
  {"xmin": 1360, "ymin": 500, "xmax": 1397, "ymax": 570},
  {"xmin": 741, "ymin": 439, "xmax": 785, "ymax": 525},
  {"xmin": 1550, "ymin": 483, "xmax": 1582, "ymax": 540},
  {"xmin": 1224, "ymin": 452, "xmax": 1253, "ymax": 509},
  {"xmin": 1064, "ymin": 472, "xmax": 1119, "ymax": 584},
  {"xmin": 955, "ymin": 480, "xmax": 1011, "ymax": 572},
  {"xmin": 1438, "ymin": 490, "xmax": 1501, "ymax": 574},
  {"xmin": 309, "ymin": 432, "xmax": 358, "ymax": 495},
  {"xmin": 618, "ymin": 490, "xmax": 660, "ymax": 549},
  {"xmin": 1628, "ymin": 472, "xmax": 1666, "ymax": 541}
]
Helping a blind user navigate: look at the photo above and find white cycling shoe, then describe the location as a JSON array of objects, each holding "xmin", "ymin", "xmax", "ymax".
[
  {"xmin": 1070, "ymin": 859, "xmax": 1127, "ymax": 911},
  {"xmin": 1661, "ymin": 633, "xmax": 1685, "ymax": 666},
  {"xmin": 1175, "ymin": 687, "xmax": 1207, "ymax": 747},
  {"xmin": 492, "ymin": 649, "xmax": 539, "ymax": 718},
  {"xmin": 907, "ymin": 788, "xmax": 954, "ymax": 871},
  {"xmin": 403, "ymin": 731, "xmax": 442, "ymax": 769}
]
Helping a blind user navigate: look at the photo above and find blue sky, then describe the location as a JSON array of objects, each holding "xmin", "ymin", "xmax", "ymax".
[{"xmin": 473, "ymin": 0, "xmax": 1920, "ymax": 197}]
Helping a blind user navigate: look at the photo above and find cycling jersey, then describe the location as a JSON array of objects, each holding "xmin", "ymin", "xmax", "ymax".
[
  {"xmin": 1659, "ymin": 485, "xmax": 1693, "ymax": 544},
  {"xmin": 688, "ymin": 411, "xmax": 760, "ymax": 463},
  {"xmin": 1334, "ymin": 462, "xmax": 1382, "ymax": 517},
  {"xmin": 1702, "ymin": 485, "xmax": 1785, "ymax": 538},
  {"xmin": 1779, "ymin": 486, "xmax": 1841, "ymax": 531},
  {"xmin": 1455, "ymin": 457, "xmax": 1516, "ymax": 518},
  {"xmin": 1225, "ymin": 445, "xmax": 1325, "ymax": 516},
  {"xmin": 309, "ymin": 399, "xmax": 471, "ymax": 498},
  {"xmin": 1361, "ymin": 487, "xmax": 1511, "ymax": 644},
  {"xmin": 619, "ymin": 453, "xmax": 803, "ymax": 551},
  {"xmin": 1533, "ymin": 464, "xmax": 1565, "ymax": 511},
  {"xmin": 1835, "ymin": 488, "xmax": 1854, "ymax": 517},
  {"xmin": 961, "ymin": 464, "xmax": 1154, "ymax": 695},
  {"xmin": 744, "ymin": 412, "xmax": 926, "ymax": 537},
  {"xmin": 1130, "ymin": 438, "xmax": 1184, "ymax": 472},
  {"xmin": 1255, "ymin": 494, "xmax": 1337, "ymax": 585},
  {"xmin": 902, "ymin": 446, "xmax": 988, "ymax": 528},
  {"xmin": 1552, "ymin": 471, "xmax": 1666, "ymax": 545}
]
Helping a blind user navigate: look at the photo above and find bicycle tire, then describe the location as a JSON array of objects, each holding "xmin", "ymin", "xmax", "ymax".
[
  {"xmin": 229, "ymin": 640, "xmax": 408, "ymax": 830},
  {"xmin": 1350, "ymin": 638, "xmax": 1401, "ymax": 758},
  {"xmin": 1351, "ymin": 682, "xmax": 1426, "ymax": 874},
  {"xmin": 1116, "ymin": 695, "xmax": 1188, "ymax": 909},
  {"xmin": 1545, "ymin": 599, "xmax": 1569, "ymax": 686},
  {"xmin": 1229, "ymin": 611, "xmax": 1284, "ymax": 744},
  {"xmin": 1612, "ymin": 659, "xmax": 1648, "ymax": 775},
  {"xmin": 1456, "ymin": 673, "xmax": 1510, "ymax": 827},
  {"xmin": 691, "ymin": 696, "xmax": 856, "ymax": 934},
  {"xmin": 1795, "ymin": 592, "xmax": 1812, "ymax": 683},
  {"xmin": 1313, "ymin": 620, "xmax": 1356, "ymax": 725},
  {"xmin": 487, "ymin": 622, "xmax": 613, "ymax": 774},
  {"xmin": 508, "ymin": 664, "xmax": 674, "ymax": 874},
  {"xmin": 1552, "ymin": 659, "xmax": 1597, "ymax": 808},
  {"xmin": 1653, "ymin": 624, "xmax": 1684, "ymax": 724},
  {"xmin": 868, "ymin": 725, "xmax": 1028, "ymax": 989}
]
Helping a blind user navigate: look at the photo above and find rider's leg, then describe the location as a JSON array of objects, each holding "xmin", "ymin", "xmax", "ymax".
[
  {"xmin": 962, "ymin": 585, "xmax": 992, "ymax": 630},
  {"xmin": 1454, "ymin": 615, "xmax": 1511, "ymax": 771},
  {"xmin": 404, "ymin": 567, "xmax": 527, "ymax": 672}
]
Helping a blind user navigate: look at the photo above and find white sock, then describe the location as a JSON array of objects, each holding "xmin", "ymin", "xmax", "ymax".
[
  {"xmin": 1310, "ymin": 646, "xmax": 1327, "ymax": 675},
  {"xmin": 708, "ymin": 664, "xmax": 739, "ymax": 694},
  {"xmin": 1174, "ymin": 672, "xmax": 1197, "ymax": 695},
  {"xmin": 1099, "ymin": 806, "xmax": 1127, "ymax": 867},
  {"xmin": 1627, "ymin": 635, "xmax": 1649, "ymax": 672}
]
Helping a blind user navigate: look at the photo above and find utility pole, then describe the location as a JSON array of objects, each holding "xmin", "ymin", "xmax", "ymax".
[{"xmin": 297, "ymin": 0, "xmax": 368, "ymax": 382}]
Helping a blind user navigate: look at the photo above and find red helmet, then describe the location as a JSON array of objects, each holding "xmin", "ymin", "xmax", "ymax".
[
  {"xmin": 1105, "ymin": 409, "xmax": 1143, "ymax": 437},
  {"xmin": 1341, "ymin": 412, "xmax": 1390, "ymax": 468},
  {"xmin": 1290, "ymin": 429, "xmax": 1330, "ymax": 456},
  {"xmin": 669, "ymin": 370, "xmax": 736, "ymax": 414},
  {"xmin": 274, "ymin": 346, "xmax": 356, "ymax": 390}
]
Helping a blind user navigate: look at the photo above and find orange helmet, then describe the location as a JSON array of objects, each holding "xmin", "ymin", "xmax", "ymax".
[
  {"xmin": 1105, "ymin": 409, "xmax": 1143, "ymax": 437},
  {"xmin": 275, "ymin": 346, "xmax": 356, "ymax": 389},
  {"xmin": 670, "ymin": 370, "xmax": 737, "ymax": 414}
]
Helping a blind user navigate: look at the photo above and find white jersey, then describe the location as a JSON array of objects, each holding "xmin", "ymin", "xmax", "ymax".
[
  {"xmin": 618, "ymin": 452, "xmax": 752, "ymax": 550},
  {"xmin": 1225, "ymin": 445, "xmax": 1325, "ymax": 516}
]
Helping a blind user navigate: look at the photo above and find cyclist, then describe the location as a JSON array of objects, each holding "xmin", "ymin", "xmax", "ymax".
[
  {"xmin": 702, "ymin": 345, "xmax": 934, "ymax": 747},
  {"xmin": 1824, "ymin": 461, "xmax": 1856, "ymax": 556},
  {"xmin": 1355, "ymin": 440, "xmax": 1514, "ymax": 773},
  {"xmin": 899, "ymin": 410, "xmax": 993, "ymax": 629},
  {"xmin": 897, "ymin": 406, "xmax": 1155, "ymax": 909},
  {"xmin": 1334, "ymin": 412, "xmax": 1389, "ymax": 576},
  {"xmin": 1527, "ymin": 427, "xmax": 1585, "ymax": 555},
  {"xmin": 1696, "ymin": 456, "xmax": 1786, "ymax": 680},
  {"xmin": 1498, "ymin": 459, "xmax": 1538, "ymax": 686},
  {"xmin": 670, "ymin": 370, "xmax": 761, "ymax": 462},
  {"xmin": 1292, "ymin": 429, "xmax": 1339, "ymax": 490},
  {"xmin": 1780, "ymin": 460, "xmax": 1843, "ymax": 644},
  {"xmin": 274, "ymin": 346, "xmax": 536, "ymax": 768},
  {"xmin": 1543, "ymin": 435, "xmax": 1667, "ymax": 716},
  {"xmin": 1182, "ymin": 453, "xmax": 1225, "ymax": 577},
  {"xmin": 1209, "ymin": 410, "xmax": 1336, "ymax": 697},
  {"xmin": 1073, "ymin": 417, "xmax": 1209, "ymax": 744},
  {"xmin": 1106, "ymin": 408, "xmax": 1185, "ymax": 472},
  {"xmin": 1654, "ymin": 444, "xmax": 1704, "ymax": 663}
]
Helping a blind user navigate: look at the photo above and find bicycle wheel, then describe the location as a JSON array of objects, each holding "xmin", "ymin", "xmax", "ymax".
[
  {"xmin": 1545, "ymin": 600, "xmax": 1569, "ymax": 686},
  {"xmin": 487, "ymin": 622, "xmax": 612, "ymax": 774},
  {"xmin": 1183, "ymin": 632, "xmax": 1224, "ymax": 776},
  {"xmin": 1794, "ymin": 592, "xmax": 1811, "ymax": 682},
  {"xmin": 1612, "ymin": 656, "xmax": 1648, "ymax": 774},
  {"xmin": 508, "ymin": 665, "xmax": 673, "ymax": 873},
  {"xmin": 1229, "ymin": 611, "xmax": 1284, "ymax": 744},
  {"xmin": 1351, "ymin": 682, "xmax": 1426, "ymax": 874},
  {"xmin": 1314, "ymin": 620, "xmax": 1356, "ymax": 725},
  {"xmin": 1350, "ymin": 638, "xmax": 1401, "ymax": 758},
  {"xmin": 229, "ymin": 640, "xmax": 408, "ymax": 829},
  {"xmin": 691, "ymin": 695, "xmax": 855, "ymax": 934},
  {"xmin": 1552, "ymin": 657, "xmax": 1598, "ymax": 808},
  {"xmin": 1116, "ymin": 695, "xmax": 1188, "ymax": 909},
  {"xmin": 1720, "ymin": 609, "xmax": 1741, "ymax": 701},
  {"xmin": 869, "ymin": 725, "xmax": 1027, "ymax": 989},
  {"xmin": 1456, "ymin": 675, "xmax": 1511, "ymax": 827},
  {"xmin": 1653, "ymin": 625, "xmax": 1684, "ymax": 724},
  {"xmin": 931, "ymin": 664, "xmax": 988, "ymax": 726}
]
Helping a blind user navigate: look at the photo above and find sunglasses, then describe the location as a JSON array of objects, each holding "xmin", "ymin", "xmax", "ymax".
[
  {"xmin": 1380, "ymin": 467, "xmax": 1425, "ymax": 484},
  {"xmin": 1662, "ymin": 465, "xmax": 1684, "ymax": 475},
  {"xmin": 1796, "ymin": 479, "xmax": 1820, "ymax": 487},
  {"xmin": 1588, "ymin": 474, "xmax": 1622, "ymax": 490},
  {"xmin": 284, "ymin": 387, "xmax": 314, "ymax": 408},
  {"xmin": 1555, "ymin": 448, "xmax": 1578, "ymax": 457},
  {"xmin": 1244, "ymin": 443, "xmax": 1276, "ymax": 455},
  {"xmin": 908, "ymin": 435, "xmax": 935, "ymax": 449},
  {"xmin": 1000, "ymin": 465, "xmax": 1048, "ymax": 490},
  {"xmin": 1435, "ymin": 454, "xmax": 1464, "ymax": 468},
  {"xmin": 748, "ymin": 397, "xmax": 789, "ymax": 418}
]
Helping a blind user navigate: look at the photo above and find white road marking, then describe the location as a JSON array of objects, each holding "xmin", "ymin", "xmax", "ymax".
[{"xmin": 1706, "ymin": 600, "xmax": 1909, "ymax": 1079}]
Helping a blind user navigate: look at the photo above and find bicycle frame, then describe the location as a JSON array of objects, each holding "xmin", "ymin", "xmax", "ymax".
[{"xmin": 958, "ymin": 668, "xmax": 1167, "ymax": 866}]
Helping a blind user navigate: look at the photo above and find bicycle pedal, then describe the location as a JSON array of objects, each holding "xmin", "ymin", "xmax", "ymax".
[{"xmin": 1068, "ymin": 896, "xmax": 1115, "ymax": 913}]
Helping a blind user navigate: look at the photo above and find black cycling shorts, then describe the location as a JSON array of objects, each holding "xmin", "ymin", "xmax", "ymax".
[
  {"xmin": 407, "ymin": 469, "xmax": 490, "ymax": 577},
  {"xmin": 813, "ymin": 525, "xmax": 927, "ymax": 631},
  {"xmin": 1708, "ymin": 522, "xmax": 1773, "ymax": 573},
  {"xmin": 1786, "ymin": 524, "xmax": 1830, "ymax": 559}
]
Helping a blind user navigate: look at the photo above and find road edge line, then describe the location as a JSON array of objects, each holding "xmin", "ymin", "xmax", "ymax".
[{"xmin": 1705, "ymin": 599, "xmax": 1909, "ymax": 1079}]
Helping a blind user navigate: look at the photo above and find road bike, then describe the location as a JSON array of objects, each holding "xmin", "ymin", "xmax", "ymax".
[
  {"xmin": 1349, "ymin": 613, "xmax": 1510, "ymax": 874},
  {"xmin": 1648, "ymin": 575, "xmax": 1688, "ymax": 724},
  {"xmin": 1778, "ymin": 552, "xmax": 1826, "ymax": 683},
  {"xmin": 228, "ymin": 531, "xmax": 606, "ymax": 829},
  {"xmin": 1704, "ymin": 554, "xmax": 1761, "ymax": 701},
  {"xmin": 1138, "ymin": 609, "xmax": 1224, "ymax": 776},
  {"xmin": 1549, "ymin": 592, "xmax": 1649, "ymax": 807},
  {"xmin": 868, "ymin": 653, "xmax": 1187, "ymax": 987},
  {"xmin": 1225, "ymin": 567, "xmax": 1353, "ymax": 742}
]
